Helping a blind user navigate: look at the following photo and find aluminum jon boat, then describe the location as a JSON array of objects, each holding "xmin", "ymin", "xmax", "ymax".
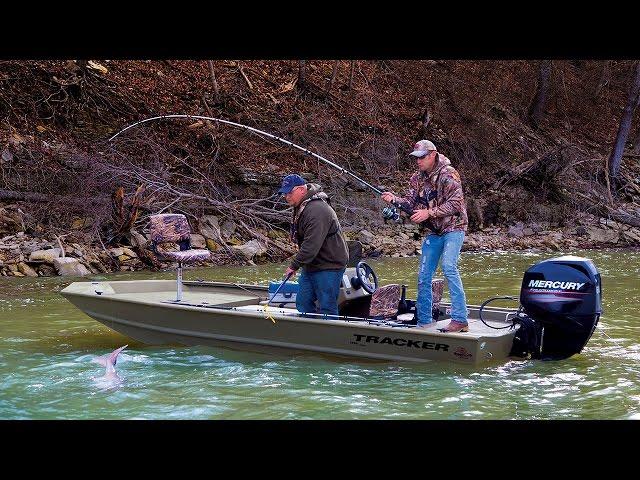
[{"xmin": 61, "ymin": 255, "xmax": 602, "ymax": 365}]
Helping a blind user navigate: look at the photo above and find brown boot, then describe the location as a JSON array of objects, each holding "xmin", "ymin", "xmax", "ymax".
[{"xmin": 439, "ymin": 320, "xmax": 469, "ymax": 333}]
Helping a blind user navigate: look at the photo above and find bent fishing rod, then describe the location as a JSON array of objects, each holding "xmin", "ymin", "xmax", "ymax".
[{"xmin": 107, "ymin": 114, "xmax": 413, "ymax": 223}]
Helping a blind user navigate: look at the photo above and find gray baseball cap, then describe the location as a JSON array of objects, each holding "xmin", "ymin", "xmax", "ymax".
[{"xmin": 409, "ymin": 139, "xmax": 437, "ymax": 157}]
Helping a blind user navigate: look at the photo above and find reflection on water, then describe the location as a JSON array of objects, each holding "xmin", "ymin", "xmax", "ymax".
[{"xmin": 1, "ymin": 249, "xmax": 639, "ymax": 419}]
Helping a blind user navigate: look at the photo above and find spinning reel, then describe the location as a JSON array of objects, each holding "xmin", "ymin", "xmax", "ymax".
[{"xmin": 382, "ymin": 206, "xmax": 401, "ymax": 222}]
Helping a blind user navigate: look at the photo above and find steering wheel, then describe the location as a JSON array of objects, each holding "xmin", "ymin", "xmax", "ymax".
[{"xmin": 355, "ymin": 261, "xmax": 379, "ymax": 294}]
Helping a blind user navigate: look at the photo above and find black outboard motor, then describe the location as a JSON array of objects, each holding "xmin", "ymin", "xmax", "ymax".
[{"xmin": 512, "ymin": 255, "xmax": 602, "ymax": 360}]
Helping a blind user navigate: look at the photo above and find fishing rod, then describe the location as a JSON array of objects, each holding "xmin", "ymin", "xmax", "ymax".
[
  {"xmin": 267, "ymin": 271, "xmax": 294, "ymax": 307},
  {"xmin": 107, "ymin": 114, "xmax": 413, "ymax": 223}
]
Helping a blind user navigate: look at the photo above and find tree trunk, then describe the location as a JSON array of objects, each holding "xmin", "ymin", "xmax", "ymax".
[
  {"xmin": 326, "ymin": 61, "xmax": 339, "ymax": 92},
  {"xmin": 527, "ymin": 60, "xmax": 553, "ymax": 128},
  {"xmin": 608, "ymin": 61, "xmax": 640, "ymax": 188},
  {"xmin": 207, "ymin": 60, "xmax": 219, "ymax": 99},
  {"xmin": 297, "ymin": 60, "xmax": 306, "ymax": 89},
  {"xmin": 594, "ymin": 60, "xmax": 611, "ymax": 99},
  {"xmin": 349, "ymin": 60, "xmax": 355, "ymax": 90},
  {"xmin": 420, "ymin": 108, "xmax": 432, "ymax": 138}
]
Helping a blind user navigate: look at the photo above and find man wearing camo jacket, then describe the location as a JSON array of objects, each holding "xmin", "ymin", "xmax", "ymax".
[{"xmin": 381, "ymin": 139, "xmax": 469, "ymax": 332}]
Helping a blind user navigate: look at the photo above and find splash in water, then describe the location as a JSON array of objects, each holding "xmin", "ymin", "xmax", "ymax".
[{"xmin": 91, "ymin": 345, "xmax": 128, "ymax": 388}]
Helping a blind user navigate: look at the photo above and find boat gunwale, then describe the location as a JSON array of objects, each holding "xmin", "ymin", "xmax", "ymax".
[{"xmin": 61, "ymin": 280, "xmax": 519, "ymax": 339}]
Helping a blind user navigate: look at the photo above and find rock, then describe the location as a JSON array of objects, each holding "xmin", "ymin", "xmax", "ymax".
[
  {"xmin": 575, "ymin": 226, "xmax": 587, "ymax": 236},
  {"xmin": 89, "ymin": 259, "xmax": 108, "ymax": 273},
  {"xmin": 622, "ymin": 229, "xmax": 640, "ymax": 244},
  {"xmin": 599, "ymin": 218, "xmax": 624, "ymax": 230},
  {"xmin": 12, "ymin": 271, "xmax": 25, "ymax": 277},
  {"xmin": 190, "ymin": 234, "xmax": 206, "ymax": 249},
  {"xmin": 118, "ymin": 254, "xmax": 131, "ymax": 262},
  {"xmin": 220, "ymin": 220, "xmax": 236, "ymax": 240},
  {"xmin": 130, "ymin": 230, "xmax": 148, "ymax": 249},
  {"xmin": 507, "ymin": 224, "xmax": 525, "ymax": 237},
  {"xmin": 108, "ymin": 247, "xmax": 124, "ymax": 257},
  {"xmin": 232, "ymin": 239, "xmax": 266, "ymax": 260},
  {"xmin": 38, "ymin": 264, "xmax": 57, "ymax": 276},
  {"xmin": 53, "ymin": 257, "xmax": 90, "ymax": 276},
  {"xmin": 17, "ymin": 262, "xmax": 38, "ymax": 277},
  {"xmin": 548, "ymin": 231, "xmax": 564, "ymax": 242},
  {"xmin": 585, "ymin": 227, "xmax": 619, "ymax": 244},
  {"xmin": 28, "ymin": 248, "xmax": 62, "ymax": 263},
  {"xmin": 523, "ymin": 227, "xmax": 534, "ymax": 236},
  {"xmin": 359, "ymin": 229, "xmax": 376, "ymax": 244},
  {"xmin": 122, "ymin": 247, "xmax": 138, "ymax": 258},
  {"xmin": 71, "ymin": 218, "xmax": 92, "ymax": 229},
  {"xmin": 206, "ymin": 239, "xmax": 219, "ymax": 252},
  {"xmin": 542, "ymin": 239, "xmax": 561, "ymax": 250},
  {"xmin": 199, "ymin": 215, "xmax": 221, "ymax": 240}
]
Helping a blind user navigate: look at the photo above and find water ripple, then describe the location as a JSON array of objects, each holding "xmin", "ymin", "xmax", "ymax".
[{"xmin": 1, "ymin": 249, "xmax": 639, "ymax": 419}]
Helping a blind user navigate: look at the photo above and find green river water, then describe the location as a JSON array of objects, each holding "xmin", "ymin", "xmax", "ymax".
[{"xmin": 1, "ymin": 249, "xmax": 639, "ymax": 419}]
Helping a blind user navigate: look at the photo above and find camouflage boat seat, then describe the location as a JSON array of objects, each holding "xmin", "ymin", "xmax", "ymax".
[
  {"xmin": 149, "ymin": 213, "xmax": 210, "ymax": 301},
  {"xmin": 368, "ymin": 278, "xmax": 445, "ymax": 321},
  {"xmin": 369, "ymin": 284, "xmax": 402, "ymax": 320}
]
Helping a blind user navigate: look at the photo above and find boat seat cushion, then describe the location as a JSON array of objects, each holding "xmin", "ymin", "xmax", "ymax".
[
  {"xmin": 369, "ymin": 283, "xmax": 402, "ymax": 319},
  {"xmin": 156, "ymin": 248, "xmax": 211, "ymax": 263},
  {"xmin": 149, "ymin": 214, "xmax": 210, "ymax": 264},
  {"xmin": 150, "ymin": 214, "xmax": 191, "ymax": 244},
  {"xmin": 369, "ymin": 279, "xmax": 445, "ymax": 320}
]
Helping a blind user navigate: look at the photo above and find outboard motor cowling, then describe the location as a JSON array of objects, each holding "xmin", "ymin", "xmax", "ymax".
[{"xmin": 518, "ymin": 255, "xmax": 602, "ymax": 360}]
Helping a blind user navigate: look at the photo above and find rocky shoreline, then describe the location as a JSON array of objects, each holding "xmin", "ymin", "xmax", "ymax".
[{"xmin": 1, "ymin": 201, "xmax": 639, "ymax": 278}]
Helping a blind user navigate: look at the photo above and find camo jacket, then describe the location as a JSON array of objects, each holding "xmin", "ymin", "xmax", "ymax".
[{"xmin": 395, "ymin": 154, "xmax": 468, "ymax": 234}]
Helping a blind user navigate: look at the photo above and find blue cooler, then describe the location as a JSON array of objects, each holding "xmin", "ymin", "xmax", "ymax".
[{"xmin": 268, "ymin": 281, "xmax": 299, "ymax": 303}]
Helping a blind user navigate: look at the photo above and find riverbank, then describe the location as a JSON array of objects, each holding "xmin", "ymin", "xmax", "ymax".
[{"xmin": 2, "ymin": 199, "xmax": 639, "ymax": 277}]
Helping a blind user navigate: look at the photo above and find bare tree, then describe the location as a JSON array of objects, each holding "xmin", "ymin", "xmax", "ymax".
[
  {"xmin": 326, "ymin": 61, "xmax": 339, "ymax": 92},
  {"xmin": 207, "ymin": 60, "xmax": 220, "ymax": 100},
  {"xmin": 298, "ymin": 60, "xmax": 306, "ymax": 89},
  {"xmin": 608, "ymin": 61, "xmax": 640, "ymax": 189},
  {"xmin": 349, "ymin": 60, "xmax": 355, "ymax": 90},
  {"xmin": 593, "ymin": 60, "xmax": 611, "ymax": 99},
  {"xmin": 527, "ymin": 60, "xmax": 553, "ymax": 128}
]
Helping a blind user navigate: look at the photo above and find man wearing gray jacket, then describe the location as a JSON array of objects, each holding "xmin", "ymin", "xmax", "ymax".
[{"xmin": 279, "ymin": 174, "xmax": 349, "ymax": 317}]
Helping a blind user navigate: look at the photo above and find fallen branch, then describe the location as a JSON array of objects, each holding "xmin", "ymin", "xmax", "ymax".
[
  {"xmin": 569, "ymin": 189, "xmax": 640, "ymax": 228},
  {"xmin": 238, "ymin": 65, "xmax": 253, "ymax": 90},
  {"xmin": 0, "ymin": 188, "xmax": 109, "ymax": 208},
  {"xmin": 54, "ymin": 234, "xmax": 66, "ymax": 258}
]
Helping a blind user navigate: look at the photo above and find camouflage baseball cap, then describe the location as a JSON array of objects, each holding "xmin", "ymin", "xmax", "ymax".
[{"xmin": 409, "ymin": 139, "xmax": 437, "ymax": 157}]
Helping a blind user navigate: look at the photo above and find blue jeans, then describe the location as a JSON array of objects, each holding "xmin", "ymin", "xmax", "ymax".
[
  {"xmin": 296, "ymin": 268, "xmax": 346, "ymax": 317},
  {"xmin": 417, "ymin": 231, "xmax": 467, "ymax": 325}
]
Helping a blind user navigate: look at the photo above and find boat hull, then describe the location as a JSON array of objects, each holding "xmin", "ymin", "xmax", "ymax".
[{"xmin": 61, "ymin": 280, "xmax": 517, "ymax": 365}]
